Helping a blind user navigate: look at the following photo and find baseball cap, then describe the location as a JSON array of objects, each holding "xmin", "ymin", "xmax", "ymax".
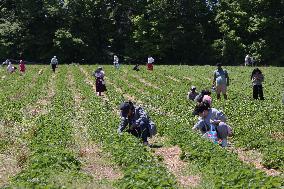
[{"xmin": 119, "ymin": 101, "xmax": 134, "ymax": 116}]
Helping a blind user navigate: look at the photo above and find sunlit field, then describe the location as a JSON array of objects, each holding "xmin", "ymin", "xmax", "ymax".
[{"xmin": 0, "ymin": 64, "xmax": 283, "ymax": 188}]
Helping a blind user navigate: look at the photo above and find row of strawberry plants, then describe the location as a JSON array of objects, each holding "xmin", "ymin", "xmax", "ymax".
[
  {"xmin": 9, "ymin": 66, "xmax": 90, "ymax": 188},
  {"xmin": 101, "ymin": 65, "xmax": 283, "ymax": 188},
  {"xmin": 0, "ymin": 66, "xmax": 50, "ymax": 152},
  {"xmin": 73, "ymin": 65, "xmax": 178, "ymax": 188},
  {"xmin": 117, "ymin": 65, "xmax": 284, "ymax": 171},
  {"xmin": 0, "ymin": 66, "xmax": 49, "ymax": 122},
  {"xmin": 0, "ymin": 65, "xmax": 39, "ymax": 92}
]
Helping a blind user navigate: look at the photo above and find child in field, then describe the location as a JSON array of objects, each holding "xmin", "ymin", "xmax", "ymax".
[
  {"xmin": 19, "ymin": 60, "xmax": 26, "ymax": 75},
  {"xmin": 93, "ymin": 67, "xmax": 107, "ymax": 96},
  {"xmin": 192, "ymin": 102, "xmax": 231, "ymax": 147},
  {"xmin": 118, "ymin": 101, "xmax": 157, "ymax": 146},
  {"xmin": 147, "ymin": 56, "xmax": 154, "ymax": 71},
  {"xmin": 188, "ymin": 86, "xmax": 199, "ymax": 101},
  {"xmin": 251, "ymin": 68, "xmax": 264, "ymax": 100}
]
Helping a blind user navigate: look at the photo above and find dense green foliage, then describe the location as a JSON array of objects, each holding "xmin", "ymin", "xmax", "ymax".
[{"xmin": 0, "ymin": 1, "xmax": 283, "ymax": 65}]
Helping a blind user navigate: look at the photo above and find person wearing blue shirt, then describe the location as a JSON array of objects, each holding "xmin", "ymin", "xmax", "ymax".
[
  {"xmin": 192, "ymin": 102, "xmax": 231, "ymax": 147},
  {"xmin": 117, "ymin": 101, "xmax": 157, "ymax": 146},
  {"xmin": 213, "ymin": 63, "xmax": 229, "ymax": 100}
]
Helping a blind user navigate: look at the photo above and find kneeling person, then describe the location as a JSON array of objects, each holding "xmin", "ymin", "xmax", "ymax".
[
  {"xmin": 192, "ymin": 102, "xmax": 231, "ymax": 147},
  {"xmin": 117, "ymin": 101, "xmax": 157, "ymax": 145}
]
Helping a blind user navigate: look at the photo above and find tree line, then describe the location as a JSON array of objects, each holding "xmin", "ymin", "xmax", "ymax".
[{"xmin": 0, "ymin": 0, "xmax": 283, "ymax": 65}]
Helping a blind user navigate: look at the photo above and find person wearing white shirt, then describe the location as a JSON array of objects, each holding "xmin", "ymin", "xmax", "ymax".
[
  {"xmin": 245, "ymin": 54, "xmax": 254, "ymax": 66},
  {"xmin": 50, "ymin": 56, "xmax": 58, "ymax": 73},
  {"xmin": 113, "ymin": 55, "xmax": 119, "ymax": 69},
  {"xmin": 93, "ymin": 67, "xmax": 107, "ymax": 96},
  {"xmin": 147, "ymin": 56, "xmax": 154, "ymax": 70},
  {"xmin": 7, "ymin": 62, "xmax": 16, "ymax": 73}
]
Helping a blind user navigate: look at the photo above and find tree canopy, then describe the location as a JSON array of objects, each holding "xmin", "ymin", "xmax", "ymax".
[{"xmin": 0, "ymin": 0, "xmax": 283, "ymax": 65}]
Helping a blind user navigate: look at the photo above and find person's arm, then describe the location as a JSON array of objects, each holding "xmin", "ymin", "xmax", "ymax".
[
  {"xmin": 213, "ymin": 71, "xmax": 216, "ymax": 85},
  {"xmin": 192, "ymin": 120, "xmax": 203, "ymax": 131},
  {"xmin": 260, "ymin": 74, "xmax": 264, "ymax": 82},
  {"xmin": 117, "ymin": 117, "xmax": 129, "ymax": 134},
  {"xmin": 226, "ymin": 71, "xmax": 229, "ymax": 86}
]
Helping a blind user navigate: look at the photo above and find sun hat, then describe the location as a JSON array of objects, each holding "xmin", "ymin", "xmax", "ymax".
[
  {"xmin": 191, "ymin": 86, "xmax": 196, "ymax": 90},
  {"xmin": 202, "ymin": 95, "xmax": 212, "ymax": 106}
]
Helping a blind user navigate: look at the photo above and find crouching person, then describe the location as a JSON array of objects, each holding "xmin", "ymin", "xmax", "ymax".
[
  {"xmin": 192, "ymin": 102, "xmax": 232, "ymax": 147},
  {"xmin": 117, "ymin": 101, "xmax": 157, "ymax": 146}
]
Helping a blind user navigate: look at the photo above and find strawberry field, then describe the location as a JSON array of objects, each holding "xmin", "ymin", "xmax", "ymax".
[{"xmin": 0, "ymin": 64, "xmax": 283, "ymax": 188}]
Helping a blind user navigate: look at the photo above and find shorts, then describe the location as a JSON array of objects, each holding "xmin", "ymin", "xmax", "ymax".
[{"xmin": 216, "ymin": 84, "xmax": 227, "ymax": 94}]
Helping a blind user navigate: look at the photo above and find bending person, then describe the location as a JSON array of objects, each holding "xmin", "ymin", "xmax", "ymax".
[
  {"xmin": 117, "ymin": 101, "xmax": 157, "ymax": 145},
  {"xmin": 192, "ymin": 102, "xmax": 231, "ymax": 147}
]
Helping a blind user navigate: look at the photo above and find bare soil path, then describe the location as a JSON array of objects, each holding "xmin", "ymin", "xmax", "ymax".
[{"xmin": 67, "ymin": 69, "xmax": 122, "ymax": 188}]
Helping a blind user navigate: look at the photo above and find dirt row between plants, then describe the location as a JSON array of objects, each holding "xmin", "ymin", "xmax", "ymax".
[
  {"xmin": 0, "ymin": 72, "xmax": 55, "ymax": 188},
  {"xmin": 24, "ymin": 74, "xmax": 56, "ymax": 118},
  {"xmin": 67, "ymin": 70, "xmax": 122, "ymax": 188},
  {"xmin": 165, "ymin": 75, "xmax": 181, "ymax": 83},
  {"xmin": 130, "ymin": 74, "xmax": 161, "ymax": 90},
  {"xmin": 228, "ymin": 147, "xmax": 281, "ymax": 176}
]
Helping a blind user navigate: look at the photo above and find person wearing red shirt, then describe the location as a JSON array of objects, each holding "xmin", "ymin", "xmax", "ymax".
[{"xmin": 19, "ymin": 60, "xmax": 26, "ymax": 75}]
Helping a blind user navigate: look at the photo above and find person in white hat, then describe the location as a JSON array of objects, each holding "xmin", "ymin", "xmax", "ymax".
[
  {"xmin": 188, "ymin": 86, "xmax": 199, "ymax": 101},
  {"xmin": 50, "ymin": 56, "xmax": 58, "ymax": 73}
]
